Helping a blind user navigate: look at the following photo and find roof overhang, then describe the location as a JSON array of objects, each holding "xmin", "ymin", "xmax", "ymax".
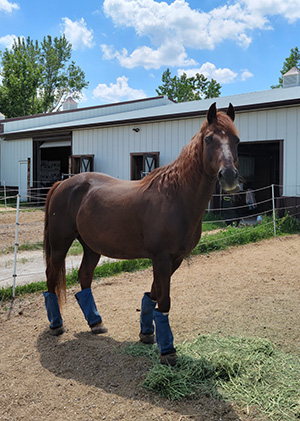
[{"xmin": 1, "ymin": 94, "xmax": 300, "ymax": 141}]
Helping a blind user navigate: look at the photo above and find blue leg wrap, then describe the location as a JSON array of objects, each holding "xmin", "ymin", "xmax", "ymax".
[
  {"xmin": 153, "ymin": 309, "xmax": 176, "ymax": 355},
  {"xmin": 43, "ymin": 291, "xmax": 63, "ymax": 329},
  {"xmin": 75, "ymin": 288, "xmax": 102, "ymax": 327},
  {"xmin": 140, "ymin": 292, "xmax": 156, "ymax": 335}
]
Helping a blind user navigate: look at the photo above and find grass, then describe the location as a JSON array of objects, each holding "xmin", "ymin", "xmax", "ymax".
[
  {"xmin": 1, "ymin": 213, "xmax": 299, "ymax": 418},
  {"xmin": 124, "ymin": 334, "xmax": 300, "ymax": 420},
  {"xmin": 202, "ymin": 211, "xmax": 226, "ymax": 231},
  {"xmin": 0, "ymin": 213, "xmax": 299, "ymax": 302},
  {"xmin": 0, "ymin": 238, "xmax": 83, "ymax": 256}
]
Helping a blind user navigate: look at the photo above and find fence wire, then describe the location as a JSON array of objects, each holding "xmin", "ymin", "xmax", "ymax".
[{"xmin": 0, "ymin": 183, "xmax": 299, "ymax": 290}]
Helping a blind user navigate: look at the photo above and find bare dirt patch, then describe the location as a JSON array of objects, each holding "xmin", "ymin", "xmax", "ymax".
[
  {"xmin": 0, "ymin": 209, "xmax": 44, "ymax": 251},
  {"xmin": 0, "ymin": 210, "xmax": 299, "ymax": 420}
]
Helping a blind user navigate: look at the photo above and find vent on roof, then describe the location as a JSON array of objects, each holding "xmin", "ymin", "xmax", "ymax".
[
  {"xmin": 283, "ymin": 66, "xmax": 300, "ymax": 88},
  {"xmin": 62, "ymin": 97, "xmax": 78, "ymax": 111}
]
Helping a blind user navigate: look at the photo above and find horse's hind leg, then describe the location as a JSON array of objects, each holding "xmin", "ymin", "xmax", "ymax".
[
  {"xmin": 44, "ymin": 241, "xmax": 74, "ymax": 336},
  {"xmin": 75, "ymin": 238, "xmax": 107, "ymax": 334}
]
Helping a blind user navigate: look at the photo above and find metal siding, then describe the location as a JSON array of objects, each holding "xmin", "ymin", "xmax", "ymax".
[
  {"xmin": 266, "ymin": 109, "xmax": 277, "ymax": 140},
  {"xmin": 285, "ymin": 108, "xmax": 298, "ymax": 196},
  {"xmin": 275, "ymin": 109, "xmax": 287, "ymax": 140},
  {"xmin": 258, "ymin": 110, "xmax": 267, "ymax": 140},
  {"xmin": 73, "ymin": 108, "xmax": 300, "ymax": 196},
  {"xmin": 247, "ymin": 112, "xmax": 258, "ymax": 140},
  {"xmin": 73, "ymin": 118, "xmax": 203, "ymax": 180},
  {"xmin": 240, "ymin": 108, "xmax": 285, "ymax": 141},
  {"xmin": 1, "ymin": 138, "xmax": 32, "ymax": 186}
]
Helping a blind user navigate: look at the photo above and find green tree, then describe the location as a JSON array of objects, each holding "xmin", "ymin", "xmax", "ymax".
[
  {"xmin": 271, "ymin": 46, "xmax": 300, "ymax": 88},
  {"xmin": 156, "ymin": 68, "xmax": 221, "ymax": 102},
  {"xmin": 0, "ymin": 35, "xmax": 88, "ymax": 118},
  {"xmin": 0, "ymin": 37, "xmax": 42, "ymax": 117}
]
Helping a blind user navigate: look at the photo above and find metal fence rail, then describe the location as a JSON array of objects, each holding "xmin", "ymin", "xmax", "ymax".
[{"xmin": 0, "ymin": 183, "xmax": 299, "ymax": 295}]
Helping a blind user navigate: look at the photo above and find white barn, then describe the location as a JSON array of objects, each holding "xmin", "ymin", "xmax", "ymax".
[{"xmin": 0, "ymin": 79, "xmax": 300, "ymax": 214}]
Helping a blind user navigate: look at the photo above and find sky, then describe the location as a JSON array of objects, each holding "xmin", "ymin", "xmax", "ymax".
[{"xmin": 0, "ymin": 0, "xmax": 300, "ymax": 108}]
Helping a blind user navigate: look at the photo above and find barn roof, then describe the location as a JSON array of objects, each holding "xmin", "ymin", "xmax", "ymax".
[{"xmin": 2, "ymin": 86, "xmax": 300, "ymax": 140}]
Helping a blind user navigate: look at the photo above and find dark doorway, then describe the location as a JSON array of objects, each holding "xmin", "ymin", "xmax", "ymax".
[
  {"xmin": 212, "ymin": 140, "xmax": 283, "ymax": 222},
  {"xmin": 238, "ymin": 140, "xmax": 283, "ymax": 213},
  {"xmin": 39, "ymin": 146, "xmax": 71, "ymax": 187},
  {"xmin": 33, "ymin": 135, "xmax": 72, "ymax": 188}
]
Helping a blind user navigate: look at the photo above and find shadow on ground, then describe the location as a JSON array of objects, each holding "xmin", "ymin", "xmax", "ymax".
[{"xmin": 37, "ymin": 329, "xmax": 242, "ymax": 420}]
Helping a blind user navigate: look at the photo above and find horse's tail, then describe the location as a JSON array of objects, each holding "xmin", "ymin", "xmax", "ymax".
[{"xmin": 44, "ymin": 181, "xmax": 66, "ymax": 307}]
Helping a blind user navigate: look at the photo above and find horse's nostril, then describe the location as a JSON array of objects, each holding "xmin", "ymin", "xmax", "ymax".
[{"xmin": 218, "ymin": 167, "xmax": 239, "ymax": 186}]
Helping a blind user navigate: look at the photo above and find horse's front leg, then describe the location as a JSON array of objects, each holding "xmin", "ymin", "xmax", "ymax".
[
  {"xmin": 140, "ymin": 254, "xmax": 177, "ymax": 366},
  {"xmin": 75, "ymin": 240, "xmax": 107, "ymax": 334}
]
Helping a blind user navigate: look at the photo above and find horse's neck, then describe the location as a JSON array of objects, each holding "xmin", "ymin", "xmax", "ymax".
[
  {"xmin": 183, "ymin": 176, "xmax": 217, "ymax": 220},
  {"xmin": 175, "ymin": 134, "xmax": 217, "ymax": 214}
]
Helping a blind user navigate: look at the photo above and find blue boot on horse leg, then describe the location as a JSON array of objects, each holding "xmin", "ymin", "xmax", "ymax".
[
  {"xmin": 75, "ymin": 287, "xmax": 107, "ymax": 334},
  {"xmin": 153, "ymin": 309, "xmax": 177, "ymax": 366},
  {"xmin": 43, "ymin": 291, "xmax": 64, "ymax": 336},
  {"xmin": 139, "ymin": 292, "xmax": 156, "ymax": 344}
]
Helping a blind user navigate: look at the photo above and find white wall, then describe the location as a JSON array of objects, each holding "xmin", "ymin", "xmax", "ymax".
[
  {"xmin": 72, "ymin": 117, "xmax": 204, "ymax": 180},
  {"xmin": 73, "ymin": 107, "xmax": 300, "ymax": 196},
  {"xmin": 0, "ymin": 138, "xmax": 32, "ymax": 187},
  {"xmin": 1, "ymin": 105, "xmax": 300, "ymax": 198}
]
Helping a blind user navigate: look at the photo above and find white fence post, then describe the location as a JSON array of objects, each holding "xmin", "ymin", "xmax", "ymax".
[
  {"xmin": 271, "ymin": 184, "xmax": 276, "ymax": 237},
  {"xmin": 12, "ymin": 194, "xmax": 20, "ymax": 298},
  {"xmin": 4, "ymin": 181, "xmax": 7, "ymax": 210}
]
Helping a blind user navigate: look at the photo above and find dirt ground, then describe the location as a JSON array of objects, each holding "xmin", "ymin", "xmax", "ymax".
[
  {"xmin": 0, "ymin": 210, "xmax": 299, "ymax": 420},
  {"xmin": 0, "ymin": 209, "xmax": 44, "ymax": 252}
]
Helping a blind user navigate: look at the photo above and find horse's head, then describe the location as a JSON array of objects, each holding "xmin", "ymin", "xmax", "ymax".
[{"xmin": 202, "ymin": 102, "xmax": 240, "ymax": 193}]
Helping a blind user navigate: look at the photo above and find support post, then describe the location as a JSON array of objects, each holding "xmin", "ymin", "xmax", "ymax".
[
  {"xmin": 271, "ymin": 184, "xmax": 276, "ymax": 237},
  {"xmin": 12, "ymin": 194, "xmax": 20, "ymax": 298},
  {"xmin": 4, "ymin": 181, "xmax": 7, "ymax": 211}
]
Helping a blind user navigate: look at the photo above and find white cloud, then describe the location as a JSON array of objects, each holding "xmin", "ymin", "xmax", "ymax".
[
  {"xmin": 102, "ymin": 0, "xmax": 269, "ymax": 70},
  {"xmin": 103, "ymin": 0, "xmax": 266, "ymax": 50},
  {"xmin": 240, "ymin": 69, "xmax": 254, "ymax": 81},
  {"xmin": 178, "ymin": 63, "xmax": 254, "ymax": 84},
  {"xmin": 0, "ymin": 0, "xmax": 19, "ymax": 13},
  {"xmin": 101, "ymin": 41, "xmax": 196, "ymax": 70},
  {"xmin": 61, "ymin": 17, "xmax": 94, "ymax": 50},
  {"xmin": 241, "ymin": 0, "xmax": 300, "ymax": 24},
  {"xmin": 102, "ymin": 0, "xmax": 300, "ymax": 69},
  {"xmin": 178, "ymin": 63, "xmax": 238, "ymax": 84},
  {"xmin": 93, "ymin": 76, "xmax": 147, "ymax": 103},
  {"xmin": 0, "ymin": 34, "xmax": 19, "ymax": 49},
  {"xmin": 101, "ymin": 0, "xmax": 300, "ymax": 70}
]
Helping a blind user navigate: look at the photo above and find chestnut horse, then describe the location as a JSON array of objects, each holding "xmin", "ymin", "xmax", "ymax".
[{"xmin": 43, "ymin": 103, "xmax": 239, "ymax": 365}]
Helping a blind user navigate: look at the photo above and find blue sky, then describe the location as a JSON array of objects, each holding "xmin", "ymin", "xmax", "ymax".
[{"xmin": 0, "ymin": 0, "xmax": 300, "ymax": 108}]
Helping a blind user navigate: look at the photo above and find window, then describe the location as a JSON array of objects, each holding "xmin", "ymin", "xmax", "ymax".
[
  {"xmin": 71, "ymin": 155, "xmax": 94, "ymax": 174},
  {"xmin": 130, "ymin": 152, "xmax": 159, "ymax": 180}
]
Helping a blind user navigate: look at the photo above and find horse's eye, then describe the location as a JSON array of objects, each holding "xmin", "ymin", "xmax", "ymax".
[
  {"xmin": 236, "ymin": 137, "xmax": 240, "ymax": 145},
  {"xmin": 205, "ymin": 135, "xmax": 212, "ymax": 145}
]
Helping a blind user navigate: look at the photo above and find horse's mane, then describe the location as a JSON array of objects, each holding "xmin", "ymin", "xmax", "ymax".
[{"xmin": 139, "ymin": 111, "xmax": 238, "ymax": 193}]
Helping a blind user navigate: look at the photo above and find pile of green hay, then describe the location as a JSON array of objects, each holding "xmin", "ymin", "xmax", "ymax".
[{"xmin": 124, "ymin": 334, "xmax": 300, "ymax": 420}]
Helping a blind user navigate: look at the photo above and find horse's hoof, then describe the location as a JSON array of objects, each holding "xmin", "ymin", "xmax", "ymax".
[
  {"xmin": 139, "ymin": 332, "xmax": 155, "ymax": 345},
  {"xmin": 160, "ymin": 352, "xmax": 178, "ymax": 366},
  {"xmin": 49, "ymin": 326, "xmax": 65, "ymax": 336},
  {"xmin": 91, "ymin": 322, "xmax": 108, "ymax": 334}
]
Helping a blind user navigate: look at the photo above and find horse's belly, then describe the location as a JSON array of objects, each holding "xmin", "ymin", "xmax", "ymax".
[{"xmin": 77, "ymin": 212, "xmax": 149, "ymax": 259}]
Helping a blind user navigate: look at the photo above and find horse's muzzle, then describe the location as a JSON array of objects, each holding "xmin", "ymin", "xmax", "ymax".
[{"xmin": 218, "ymin": 167, "xmax": 239, "ymax": 193}]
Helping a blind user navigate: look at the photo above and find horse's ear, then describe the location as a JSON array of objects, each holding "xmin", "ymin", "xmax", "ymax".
[
  {"xmin": 227, "ymin": 103, "xmax": 235, "ymax": 122},
  {"xmin": 207, "ymin": 102, "xmax": 217, "ymax": 125}
]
